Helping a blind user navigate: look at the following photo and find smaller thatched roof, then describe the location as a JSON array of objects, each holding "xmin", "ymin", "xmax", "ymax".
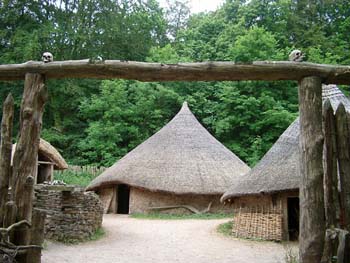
[
  {"xmin": 87, "ymin": 102, "xmax": 250, "ymax": 195},
  {"xmin": 221, "ymin": 84, "xmax": 350, "ymax": 201},
  {"xmin": 12, "ymin": 138, "xmax": 68, "ymax": 170}
]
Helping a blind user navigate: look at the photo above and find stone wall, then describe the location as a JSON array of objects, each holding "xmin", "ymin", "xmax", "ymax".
[
  {"xmin": 34, "ymin": 184, "xmax": 104, "ymax": 242},
  {"xmin": 129, "ymin": 187, "xmax": 231, "ymax": 214}
]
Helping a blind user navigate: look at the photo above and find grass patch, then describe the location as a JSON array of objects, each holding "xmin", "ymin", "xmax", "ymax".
[
  {"xmin": 130, "ymin": 212, "xmax": 232, "ymax": 220},
  {"xmin": 87, "ymin": 227, "xmax": 106, "ymax": 241},
  {"xmin": 54, "ymin": 227, "xmax": 106, "ymax": 244},
  {"xmin": 217, "ymin": 220, "xmax": 233, "ymax": 236},
  {"xmin": 54, "ymin": 170, "xmax": 98, "ymax": 187}
]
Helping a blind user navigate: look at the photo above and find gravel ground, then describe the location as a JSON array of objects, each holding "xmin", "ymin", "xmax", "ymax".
[{"xmin": 42, "ymin": 214, "xmax": 297, "ymax": 263}]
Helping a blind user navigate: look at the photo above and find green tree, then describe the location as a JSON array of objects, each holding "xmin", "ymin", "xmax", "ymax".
[{"xmin": 78, "ymin": 80, "xmax": 181, "ymax": 166}]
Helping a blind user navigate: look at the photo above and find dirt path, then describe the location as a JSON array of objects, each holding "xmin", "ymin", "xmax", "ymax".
[{"xmin": 42, "ymin": 215, "xmax": 296, "ymax": 263}]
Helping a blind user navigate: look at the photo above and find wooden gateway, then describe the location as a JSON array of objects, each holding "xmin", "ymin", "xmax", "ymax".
[
  {"xmin": 221, "ymin": 84, "xmax": 350, "ymax": 241},
  {"xmin": 87, "ymin": 102, "xmax": 250, "ymax": 214},
  {"xmin": 1, "ymin": 59, "xmax": 350, "ymax": 262}
]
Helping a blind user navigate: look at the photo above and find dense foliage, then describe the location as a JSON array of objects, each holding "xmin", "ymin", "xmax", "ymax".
[{"xmin": 1, "ymin": 0, "xmax": 349, "ymax": 167}]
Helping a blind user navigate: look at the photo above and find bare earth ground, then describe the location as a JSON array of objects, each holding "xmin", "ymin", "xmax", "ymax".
[{"xmin": 42, "ymin": 214, "xmax": 297, "ymax": 263}]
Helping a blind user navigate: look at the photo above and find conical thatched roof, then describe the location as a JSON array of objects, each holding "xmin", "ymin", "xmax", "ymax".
[
  {"xmin": 12, "ymin": 138, "xmax": 68, "ymax": 170},
  {"xmin": 87, "ymin": 102, "xmax": 250, "ymax": 194},
  {"xmin": 221, "ymin": 84, "xmax": 350, "ymax": 201}
]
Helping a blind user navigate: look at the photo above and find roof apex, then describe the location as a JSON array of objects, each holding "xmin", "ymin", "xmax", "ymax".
[{"xmin": 87, "ymin": 102, "xmax": 250, "ymax": 194}]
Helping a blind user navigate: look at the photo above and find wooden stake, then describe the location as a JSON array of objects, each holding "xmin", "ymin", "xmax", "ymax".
[
  {"xmin": 11, "ymin": 73, "xmax": 47, "ymax": 261},
  {"xmin": 298, "ymin": 76, "xmax": 325, "ymax": 263},
  {"xmin": 0, "ymin": 94, "xmax": 14, "ymax": 227},
  {"xmin": 3, "ymin": 201, "xmax": 16, "ymax": 228},
  {"xmin": 323, "ymin": 99, "xmax": 339, "ymax": 228},
  {"xmin": 335, "ymin": 104, "xmax": 350, "ymax": 230},
  {"xmin": 321, "ymin": 100, "xmax": 340, "ymax": 262},
  {"xmin": 26, "ymin": 209, "xmax": 46, "ymax": 263}
]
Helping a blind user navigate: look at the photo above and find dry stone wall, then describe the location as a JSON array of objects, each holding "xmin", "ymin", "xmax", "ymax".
[{"xmin": 34, "ymin": 184, "xmax": 103, "ymax": 242}]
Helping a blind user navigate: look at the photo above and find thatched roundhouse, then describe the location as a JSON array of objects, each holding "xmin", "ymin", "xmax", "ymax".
[
  {"xmin": 87, "ymin": 102, "xmax": 250, "ymax": 214},
  {"xmin": 221, "ymin": 84, "xmax": 350, "ymax": 241},
  {"xmin": 12, "ymin": 138, "xmax": 68, "ymax": 184}
]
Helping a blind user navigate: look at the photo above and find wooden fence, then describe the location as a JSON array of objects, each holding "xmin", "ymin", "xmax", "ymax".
[
  {"xmin": 66, "ymin": 165, "xmax": 106, "ymax": 176},
  {"xmin": 55, "ymin": 165, "xmax": 106, "ymax": 177},
  {"xmin": 321, "ymin": 101, "xmax": 350, "ymax": 263}
]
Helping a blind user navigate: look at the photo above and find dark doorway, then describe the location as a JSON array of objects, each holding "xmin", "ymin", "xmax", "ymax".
[
  {"xmin": 117, "ymin": 184, "xmax": 130, "ymax": 214},
  {"xmin": 287, "ymin": 197, "xmax": 299, "ymax": 241}
]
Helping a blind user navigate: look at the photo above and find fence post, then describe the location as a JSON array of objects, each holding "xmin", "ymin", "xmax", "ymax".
[
  {"xmin": 298, "ymin": 76, "xmax": 325, "ymax": 263},
  {"xmin": 12, "ymin": 73, "xmax": 47, "ymax": 262},
  {"xmin": 335, "ymin": 104, "xmax": 350, "ymax": 230},
  {"xmin": 321, "ymin": 100, "xmax": 339, "ymax": 262},
  {"xmin": 0, "ymin": 94, "xmax": 14, "ymax": 227}
]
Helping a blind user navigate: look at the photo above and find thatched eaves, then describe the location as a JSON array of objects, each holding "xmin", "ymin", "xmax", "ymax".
[
  {"xmin": 87, "ymin": 102, "xmax": 250, "ymax": 195},
  {"xmin": 221, "ymin": 84, "xmax": 350, "ymax": 202}
]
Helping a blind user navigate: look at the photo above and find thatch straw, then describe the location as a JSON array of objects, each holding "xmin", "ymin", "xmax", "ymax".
[
  {"xmin": 87, "ymin": 102, "xmax": 250, "ymax": 194},
  {"xmin": 221, "ymin": 84, "xmax": 350, "ymax": 201},
  {"xmin": 38, "ymin": 138, "xmax": 68, "ymax": 170},
  {"xmin": 12, "ymin": 138, "xmax": 68, "ymax": 170}
]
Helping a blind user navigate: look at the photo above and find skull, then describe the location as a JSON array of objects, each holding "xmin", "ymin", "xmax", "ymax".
[
  {"xmin": 42, "ymin": 52, "xmax": 53, "ymax": 63},
  {"xmin": 289, "ymin": 49, "xmax": 304, "ymax": 62}
]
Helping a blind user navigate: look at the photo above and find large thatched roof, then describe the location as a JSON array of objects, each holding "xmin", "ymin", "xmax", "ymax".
[
  {"xmin": 87, "ymin": 102, "xmax": 250, "ymax": 194},
  {"xmin": 221, "ymin": 84, "xmax": 350, "ymax": 201},
  {"xmin": 12, "ymin": 138, "xmax": 68, "ymax": 170}
]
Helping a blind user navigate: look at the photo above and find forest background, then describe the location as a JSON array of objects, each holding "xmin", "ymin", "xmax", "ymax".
[{"xmin": 0, "ymin": 0, "xmax": 349, "ymax": 168}]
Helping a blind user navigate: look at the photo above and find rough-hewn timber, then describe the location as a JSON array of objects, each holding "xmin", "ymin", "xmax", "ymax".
[
  {"xmin": 11, "ymin": 73, "xmax": 47, "ymax": 259},
  {"xmin": 335, "ymin": 104, "xmax": 350, "ymax": 231},
  {"xmin": 0, "ymin": 60, "xmax": 350, "ymax": 83},
  {"xmin": 26, "ymin": 209, "xmax": 46, "ymax": 263},
  {"xmin": 323, "ymin": 100, "xmax": 338, "ymax": 228},
  {"xmin": 0, "ymin": 94, "xmax": 14, "ymax": 227},
  {"xmin": 298, "ymin": 76, "xmax": 325, "ymax": 263},
  {"xmin": 321, "ymin": 100, "xmax": 339, "ymax": 263},
  {"xmin": 3, "ymin": 201, "xmax": 16, "ymax": 228}
]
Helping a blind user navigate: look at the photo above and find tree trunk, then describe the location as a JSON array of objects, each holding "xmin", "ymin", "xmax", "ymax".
[
  {"xmin": 11, "ymin": 73, "xmax": 47, "ymax": 262},
  {"xmin": 0, "ymin": 94, "xmax": 14, "ymax": 227},
  {"xmin": 26, "ymin": 209, "xmax": 46, "ymax": 263},
  {"xmin": 335, "ymin": 104, "xmax": 350, "ymax": 231},
  {"xmin": 298, "ymin": 76, "xmax": 325, "ymax": 263}
]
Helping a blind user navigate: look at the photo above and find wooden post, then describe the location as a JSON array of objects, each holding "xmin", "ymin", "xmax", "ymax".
[
  {"xmin": 335, "ymin": 104, "xmax": 350, "ymax": 230},
  {"xmin": 27, "ymin": 209, "xmax": 46, "ymax": 263},
  {"xmin": 3, "ymin": 201, "xmax": 17, "ymax": 228},
  {"xmin": 0, "ymin": 94, "xmax": 14, "ymax": 227},
  {"xmin": 298, "ymin": 76, "xmax": 325, "ymax": 263},
  {"xmin": 11, "ymin": 73, "xmax": 47, "ymax": 262},
  {"xmin": 323, "ymin": 99, "xmax": 339, "ymax": 227},
  {"xmin": 321, "ymin": 100, "xmax": 339, "ymax": 263}
]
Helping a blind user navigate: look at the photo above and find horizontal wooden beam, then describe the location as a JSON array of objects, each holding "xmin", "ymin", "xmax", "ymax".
[{"xmin": 0, "ymin": 60, "xmax": 350, "ymax": 83}]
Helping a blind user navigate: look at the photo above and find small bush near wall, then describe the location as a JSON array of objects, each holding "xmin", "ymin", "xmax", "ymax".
[{"xmin": 34, "ymin": 184, "xmax": 104, "ymax": 243}]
